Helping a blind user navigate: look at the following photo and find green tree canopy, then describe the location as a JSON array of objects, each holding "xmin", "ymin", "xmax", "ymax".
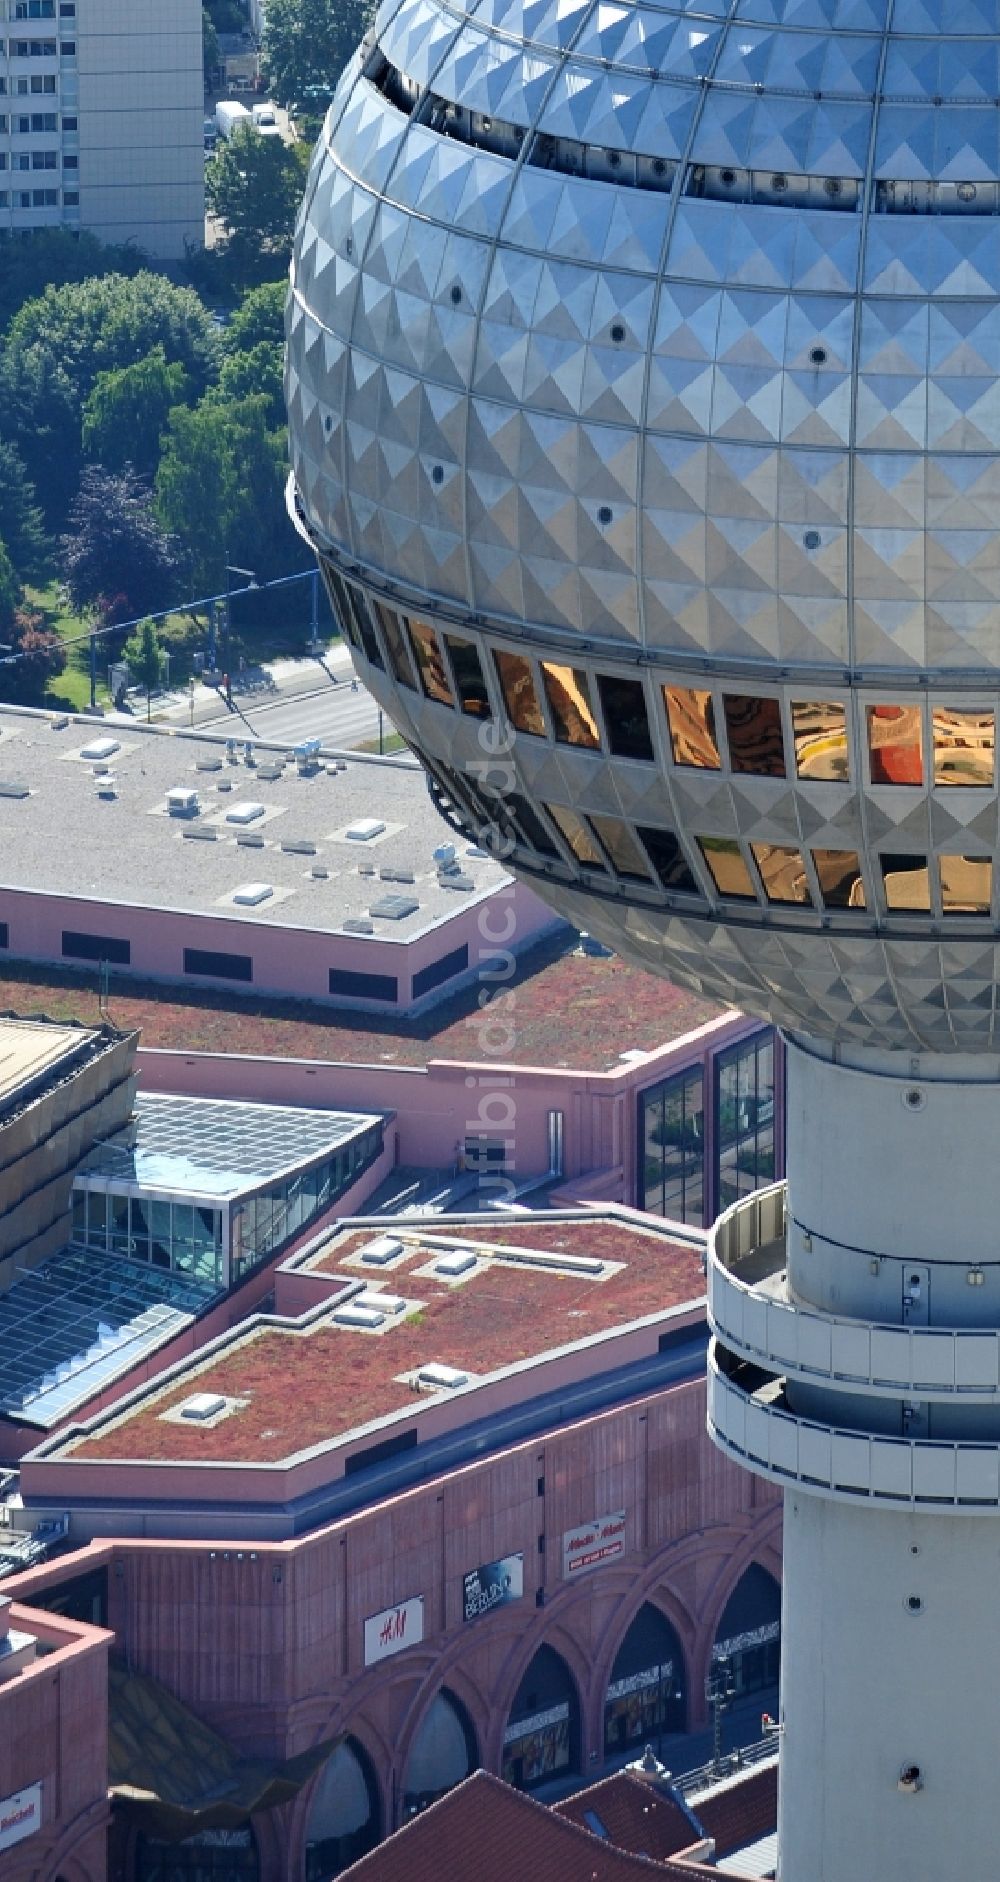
[
  {"xmin": 0, "ymin": 443, "xmax": 48, "ymax": 583},
  {"xmin": 212, "ymin": 341, "xmax": 285, "ymax": 429},
  {"xmin": 263, "ymin": 0, "xmax": 373, "ymax": 113},
  {"xmin": 0, "ymin": 602, "xmax": 68, "ymax": 707},
  {"xmin": 202, "ymin": 6, "xmax": 221, "ymax": 77},
  {"xmin": 155, "ymin": 394, "xmax": 301, "ymax": 596},
  {"xmin": 1, "ymin": 272, "xmax": 220, "ymax": 523},
  {"xmin": 0, "ymin": 538, "xmax": 20, "ymax": 638},
  {"xmin": 61, "ymin": 466, "xmax": 181, "ymax": 619},
  {"xmin": 82, "ymin": 346, "xmax": 192, "ymax": 480},
  {"xmin": 205, "ymin": 125, "xmax": 308, "ymax": 284},
  {"xmin": 0, "ymin": 227, "xmax": 147, "ymax": 336},
  {"xmin": 122, "ymin": 616, "xmax": 165, "ymax": 720},
  {"xmin": 226, "ymin": 280, "xmax": 287, "ymax": 354}
]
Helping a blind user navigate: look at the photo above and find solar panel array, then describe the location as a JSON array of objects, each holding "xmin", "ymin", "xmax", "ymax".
[{"xmin": 0, "ymin": 1245, "xmax": 215, "ymax": 1429}]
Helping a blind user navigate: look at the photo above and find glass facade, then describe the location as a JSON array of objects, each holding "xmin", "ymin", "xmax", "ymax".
[
  {"xmin": 640, "ymin": 1067, "xmax": 705, "ymax": 1226},
  {"xmin": 716, "ymin": 1031, "xmax": 776, "ymax": 1214},
  {"xmin": 72, "ymin": 1190, "xmax": 223, "ymax": 1285}
]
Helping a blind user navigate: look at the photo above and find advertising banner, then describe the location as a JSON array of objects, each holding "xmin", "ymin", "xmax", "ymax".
[
  {"xmin": 0, "ymin": 1784, "xmax": 41, "ymax": 1855},
  {"xmin": 463, "ymin": 1552, "xmax": 523, "ymax": 1622},
  {"xmin": 363, "ymin": 1594, "xmax": 424, "ymax": 1666},
  {"xmin": 562, "ymin": 1511, "xmax": 626, "ymax": 1578}
]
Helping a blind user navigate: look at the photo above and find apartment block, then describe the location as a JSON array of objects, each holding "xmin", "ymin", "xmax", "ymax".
[{"xmin": 0, "ymin": 0, "xmax": 203, "ymax": 258}]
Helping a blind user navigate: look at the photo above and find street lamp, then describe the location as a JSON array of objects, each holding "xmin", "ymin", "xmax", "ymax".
[
  {"xmin": 222, "ymin": 563, "xmax": 258, "ymax": 698},
  {"xmin": 705, "ymin": 1656, "xmax": 736, "ymax": 1776}
]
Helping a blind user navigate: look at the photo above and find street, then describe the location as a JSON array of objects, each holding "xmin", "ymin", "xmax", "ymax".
[{"xmin": 200, "ymin": 674, "xmax": 394, "ymax": 753}]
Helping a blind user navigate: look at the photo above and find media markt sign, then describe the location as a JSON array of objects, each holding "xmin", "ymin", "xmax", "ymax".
[
  {"xmin": 463, "ymin": 1553, "xmax": 524, "ymax": 1623},
  {"xmin": 363, "ymin": 1595, "xmax": 424, "ymax": 1666},
  {"xmin": 562, "ymin": 1511, "xmax": 626, "ymax": 1578},
  {"xmin": 0, "ymin": 1782, "xmax": 42, "ymax": 1855}
]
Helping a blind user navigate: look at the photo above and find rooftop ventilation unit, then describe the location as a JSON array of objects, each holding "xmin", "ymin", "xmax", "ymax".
[
  {"xmin": 380, "ymin": 867, "xmax": 415, "ymax": 883},
  {"xmin": 0, "ymin": 781, "xmax": 30, "ymax": 800},
  {"xmin": 333, "ymin": 1303, "xmax": 386, "ymax": 1329},
  {"xmin": 433, "ymin": 1250, "xmax": 477, "ymax": 1278},
  {"xmin": 417, "ymin": 1362, "xmax": 468, "ymax": 1390},
  {"xmin": 439, "ymin": 873, "xmax": 475, "ymax": 892},
  {"xmin": 343, "ymin": 917, "xmax": 374, "ymax": 933},
  {"xmin": 356, "ymin": 1291, "xmax": 406, "ymax": 1315},
  {"xmin": 370, "ymin": 894, "xmax": 419, "ymax": 921},
  {"xmin": 178, "ymin": 1391, "xmax": 227, "ymax": 1421},
  {"xmin": 233, "ymin": 882, "xmax": 273, "ymax": 906},
  {"xmin": 359, "ymin": 1235, "xmax": 403, "ymax": 1265},
  {"xmin": 256, "ymin": 763, "xmax": 283, "ymax": 782},
  {"xmin": 80, "ymin": 737, "xmax": 121, "ymax": 761},
  {"xmin": 196, "ymin": 756, "xmax": 224, "ymax": 773},
  {"xmin": 281, "ymin": 837, "xmax": 316, "ymax": 854},
  {"xmin": 167, "ymin": 787, "xmax": 200, "ymax": 817},
  {"xmin": 346, "ymin": 818, "xmax": 386, "ymax": 841},
  {"xmin": 226, "ymin": 801, "xmax": 266, "ymax": 825},
  {"xmin": 183, "ymin": 825, "xmax": 218, "ymax": 841},
  {"xmin": 433, "ymin": 842, "xmax": 456, "ymax": 865},
  {"xmin": 236, "ymin": 831, "xmax": 265, "ymax": 848},
  {"xmin": 311, "ymin": 866, "xmax": 330, "ymax": 880}
]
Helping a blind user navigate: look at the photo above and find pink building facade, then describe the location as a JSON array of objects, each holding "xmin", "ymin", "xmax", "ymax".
[
  {"xmin": 8, "ymin": 1372, "xmax": 780, "ymax": 1882},
  {"xmin": 0, "ymin": 1599, "xmax": 110, "ymax": 1882}
]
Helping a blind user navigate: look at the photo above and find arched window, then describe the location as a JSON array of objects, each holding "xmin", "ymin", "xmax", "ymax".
[
  {"xmin": 502, "ymin": 1645, "xmax": 580, "ymax": 1792},
  {"xmin": 135, "ymin": 1826, "xmax": 259, "ymax": 1882},
  {"xmin": 402, "ymin": 1689, "xmax": 477, "ymax": 1818},
  {"xmin": 712, "ymin": 1565, "xmax": 781, "ymax": 1698},
  {"xmin": 604, "ymin": 1602, "xmax": 687, "ymax": 1756},
  {"xmin": 304, "ymin": 1737, "xmax": 381, "ymax": 1882}
]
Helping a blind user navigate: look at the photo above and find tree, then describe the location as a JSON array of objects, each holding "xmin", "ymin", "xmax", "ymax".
[
  {"xmin": 82, "ymin": 347, "xmax": 192, "ymax": 480},
  {"xmin": 202, "ymin": 6, "xmax": 221, "ymax": 81},
  {"xmin": 0, "ymin": 227, "xmax": 147, "ymax": 336},
  {"xmin": 156, "ymin": 394, "xmax": 300, "ymax": 595},
  {"xmin": 0, "ymin": 539, "xmax": 20, "ymax": 638},
  {"xmin": 122, "ymin": 616, "xmax": 164, "ymax": 720},
  {"xmin": 226, "ymin": 280, "xmax": 287, "ymax": 354},
  {"xmin": 0, "ymin": 603, "xmax": 68, "ymax": 707},
  {"xmin": 213, "ymin": 341, "xmax": 284, "ymax": 429},
  {"xmin": 61, "ymin": 467, "xmax": 180, "ymax": 619},
  {"xmin": 1, "ymin": 272, "xmax": 220, "ymax": 524},
  {"xmin": 263, "ymin": 0, "xmax": 373, "ymax": 113},
  {"xmin": 205, "ymin": 126, "xmax": 308, "ymax": 283},
  {"xmin": 0, "ymin": 444, "xmax": 48, "ymax": 583}
]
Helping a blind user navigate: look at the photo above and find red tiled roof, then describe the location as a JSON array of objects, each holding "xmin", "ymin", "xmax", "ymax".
[
  {"xmin": 70, "ymin": 1214, "xmax": 705, "ymax": 1465},
  {"xmin": 555, "ymin": 1772, "xmax": 697, "ymax": 1862},
  {"xmin": 692, "ymin": 1763, "xmax": 778, "ymax": 1858},
  {"xmin": 338, "ymin": 1771, "xmax": 680, "ymax": 1882}
]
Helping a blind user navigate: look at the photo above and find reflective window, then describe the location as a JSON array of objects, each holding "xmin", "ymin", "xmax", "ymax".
[
  {"xmin": 880, "ymin": 853, "xmax": 930, "ymax": 911},
  {"xmin": 588, "ymin": 815, "xmax": 651, "ymax": 880},
  {"xmin": 372, "ymin": 602, "xmax": 416, "ymax": 690},
  {"xmin": 791, "ymin": 700, "xmax": 849, "ymax": 781},
  {"xmin": 345, "ymin": 585, "xmax": 385, "ymax": 671},
  {"xmin": 636, "ymin": 826, "xmax": 699, "ymax": 893},
  {"xmin": 546, "ymin": 803, "xmax": 607, "ymax": 869},
  {"xmin": 698, "ymin": 837, "xmax": 757, "ymax": 900},
  {"xmin": 444, "ymin": 635, "xmax": 490, "ymax": 716},
  {"xmin": 640, "ymin": 1066, "xmax": 704, "ymax": 1225},
  {"xmin": 663, "ymin": 686, "xmax": 720, "ymax": 769},
  {"xmin": 932, "ymin": 707, "xmax": 994, "ymax": 788},
  {"xmin": 723, "ymin": 695, "xmax": 786, "ymax": 777},
  {"xmin": 716, "ymin": 1031, "xmax": 775, "ymax": 1213},
  {"xmin": 506, "ymin": 792, "xmax": 560, "ymax": 858},
  {"xmin": 494, "ymin": 651, "xmax": 546, "ymax": 736},
  {"xmin": 940, "ymin": 854, "xmax": 992, "ymax": 914},
  {"xmin": 407, "ymin": 619, "xmax": 454, "ymax": 706},
  {"xmin": 867, "ymin": 704, "xmax": 923, "ymax": 786},
  {"xmin": 812, "ymin": 849, "xmax": 866, "ymax": 910},
  {"xmin": 596, "ymin": 675, "xmax": 654, "ymax": 762},
  {"xmin": 750, "ymin": 844, "xmax": 812, "ymax": 906},
  {"xmin": 541, "ymin": 663, "xmax": 601, "ymax": 748}
]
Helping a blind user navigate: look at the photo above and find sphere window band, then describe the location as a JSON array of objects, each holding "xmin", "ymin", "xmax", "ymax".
[
  {"xmin": 750, "ymin": 844, "xmax": 812, "ymax": 907},
  {"xmin": 932, "ymin": 708, "xmax": 995, "ymax": 788},
  {"xmin": 790, "ymin": 701, "xmax": 849, "ymax": 781},
  {"xmin": 407, "ymin": 618, "xmax": 454, "ymax": 708},
  {"xmin": 722, "ymin": 695, "xmax": 787, "ymax": 778},
  {"xmin": 663, "ymin": 687, "xmax": 722, "ymax": 771},
  {"xmin": 493, "ymin": 650, "xmax": 546, "ymax": 737},
  {"xmin": 443, "ymin": 636, "xmax": 490, "ymax": 718},
  {"xmin": 867, "ymin": 704, "xmax": 924, "ymax": 786},
  {"xmin": 540, "ymin": 662, "xmax": 601, "ymax": 749}
]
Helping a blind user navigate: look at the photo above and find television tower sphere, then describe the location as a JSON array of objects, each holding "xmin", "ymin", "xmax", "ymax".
[{"xmin": 286, "ymin": 0, "xmax": 1000, "ymax": 1054}]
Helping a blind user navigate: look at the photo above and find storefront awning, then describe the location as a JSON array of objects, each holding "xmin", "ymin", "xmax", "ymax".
[{"xmin": 109, "ymin": 1662, "xmax": 334, "ymax": 1841}]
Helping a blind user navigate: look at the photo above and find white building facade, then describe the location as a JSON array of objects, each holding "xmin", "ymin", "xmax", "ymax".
[{"xmin": 0, "ymin": 0, "xmax": 203, "ymax": 258}]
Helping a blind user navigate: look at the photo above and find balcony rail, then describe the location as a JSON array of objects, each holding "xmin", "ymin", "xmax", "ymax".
[
  {"xmin": 709, "ymin": 1185, "xmax": 1000, "ymax": 1402},
  {"xmin": 708, "ymin": 1345, "xmax": 1000, "ymax": 1511}
]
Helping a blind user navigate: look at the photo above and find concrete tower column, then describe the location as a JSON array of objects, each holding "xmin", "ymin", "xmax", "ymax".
[{"xmin": 708, "ymin": 1034, "xmax": 1000, "ymax": 1882}]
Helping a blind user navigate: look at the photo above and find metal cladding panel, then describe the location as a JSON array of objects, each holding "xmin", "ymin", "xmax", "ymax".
[{"xmin": 287, "ymin": 0, "xmax": 1000, "ymax": 1047}]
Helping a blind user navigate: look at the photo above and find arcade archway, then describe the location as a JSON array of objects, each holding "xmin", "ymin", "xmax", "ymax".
[
  {"xmin": 401, "ymin": 1689, "xmax": 478, "ymax": 1817},
  {"xmin": 303, "ymin": 1737, "xmax": 381, "ymax": 1881},
  {"xmin": 604, "ymin": 1602, "xmax": 687, "ymax": 1757},
  {"xmin": 711, "ymin": 1564, "xmax": 781, "ymax": 1697},
  {"xmin": 502, "ymin": 1644, "xmax": 580, "ymax": 1792}
]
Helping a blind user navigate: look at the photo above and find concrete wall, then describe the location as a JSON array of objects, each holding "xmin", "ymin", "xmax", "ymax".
[
  {"xmin": 76, "ymin": 0, "xmax": 204, "ymax": 257},
  {"xmin": 0, "ymin": 1605, "xmax": 111, "ymax": 1882}
]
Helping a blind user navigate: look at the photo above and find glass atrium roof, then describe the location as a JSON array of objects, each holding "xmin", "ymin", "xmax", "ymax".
[
  {"xmin": 76, "ymin": 1094, "xmax": 384, "ymax": 1201},
  {"xmin": 0, "ymin": 1244, "xmax": 214, "ymax": 1429}
]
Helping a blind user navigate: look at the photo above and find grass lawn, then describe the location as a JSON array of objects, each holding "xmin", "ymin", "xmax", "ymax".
[{"xmin": 23, "ymin": 579, "xmax": 109, "ymax": 712}]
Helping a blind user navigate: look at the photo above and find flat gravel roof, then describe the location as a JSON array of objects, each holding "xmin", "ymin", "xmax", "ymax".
[{"xmin": 0, "ymin": 712, "xmax": 510, "ymax": 940}]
